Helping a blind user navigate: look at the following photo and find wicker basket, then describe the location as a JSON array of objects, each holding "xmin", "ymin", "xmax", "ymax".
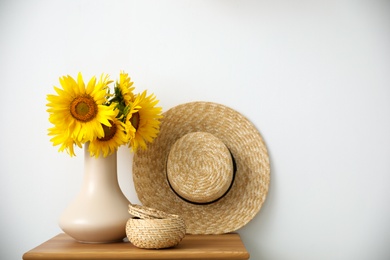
[{"xmin": 126, "ymin": 204, "xmax": 186, "ymax": 249}]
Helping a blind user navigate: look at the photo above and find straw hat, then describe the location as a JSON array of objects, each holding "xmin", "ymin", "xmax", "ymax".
[{"xmin": 132, "ymin": 101, "xmax": 270, "ymax": 234}]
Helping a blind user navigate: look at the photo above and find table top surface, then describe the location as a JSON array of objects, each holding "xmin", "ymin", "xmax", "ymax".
[{"xmin": 23, "ymin": 233, "xmax": 249, "ymax": 260}]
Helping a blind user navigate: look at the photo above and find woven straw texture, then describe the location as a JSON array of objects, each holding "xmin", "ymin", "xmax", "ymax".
[
  {"xmin": 128, "ymin": 203, "xmax": 174, "ymax": 219},
  {"xmin": 133, "ymin": 101, "xmax": 270, "ymax": 234},
  {"xmin": 167, "ymin": 132, "xmax": 234, "ymax": 204},
  {"xmin": 126, "ymin": 204, "xmax": 186, "ymax": 249}
]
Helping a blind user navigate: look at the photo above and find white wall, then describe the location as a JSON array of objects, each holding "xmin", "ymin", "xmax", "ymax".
[{"xmin": 1, "ymin": 0, "xmax": 390, "ymax": 259}]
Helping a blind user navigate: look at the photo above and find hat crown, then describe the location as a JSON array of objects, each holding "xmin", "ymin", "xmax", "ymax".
[{"xmin": 167, "ymin": 132, "xmax": 234, "ymax": 204}]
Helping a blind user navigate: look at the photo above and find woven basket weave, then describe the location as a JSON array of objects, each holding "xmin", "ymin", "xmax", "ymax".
[{"xmin": 126, "ymin": 204, "xmax": 186, "ymax": 249}]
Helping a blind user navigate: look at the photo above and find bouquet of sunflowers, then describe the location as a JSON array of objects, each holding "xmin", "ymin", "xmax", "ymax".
[{"xmin": 46, "ymin": 71, "xmax": 162, "ymax": 157}]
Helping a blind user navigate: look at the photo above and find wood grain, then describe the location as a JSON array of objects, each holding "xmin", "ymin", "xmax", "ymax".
[{"xmin": 23, "ymin": 233, "xmax": 249, "ymax": 260}]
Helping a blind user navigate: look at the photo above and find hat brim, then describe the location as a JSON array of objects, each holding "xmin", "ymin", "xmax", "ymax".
[{"xmin": 132, "ymin": 101, "xmax": 270, "ymax": 234}]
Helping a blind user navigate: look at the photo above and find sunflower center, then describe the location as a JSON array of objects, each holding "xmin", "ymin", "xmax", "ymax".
[
  {"xmin": 130, "ymin": 112, "xmax": 140, "ymax": 130},
  {"xmin": 99, "ymin": 121, "xmax": 117, "ymax": 141},
  {"xmin": 70, "ymin": 95, "xmax": 98, "ymax": 122}
]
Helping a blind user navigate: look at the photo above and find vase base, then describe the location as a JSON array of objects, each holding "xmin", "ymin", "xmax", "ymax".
[{"xmin": 75, "ymin": 238, "xmax": 125, "ymax": 244}]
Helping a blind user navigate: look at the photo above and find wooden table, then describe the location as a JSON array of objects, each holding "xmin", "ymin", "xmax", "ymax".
[{"xmin": 23, "ymin": 233, "xmax": 249, "ymax": 260}]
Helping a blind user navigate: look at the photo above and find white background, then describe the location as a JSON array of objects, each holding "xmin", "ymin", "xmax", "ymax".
[{"xmin": 1, "ymin": 0, "xmax": 390, "ymax": 259}]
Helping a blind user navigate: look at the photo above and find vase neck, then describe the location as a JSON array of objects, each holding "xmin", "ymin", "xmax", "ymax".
[{"xmin": 82, "ymin": 143, "xmax": 119, "ymax": 193}]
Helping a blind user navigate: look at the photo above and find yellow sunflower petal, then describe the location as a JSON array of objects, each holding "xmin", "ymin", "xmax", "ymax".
[
  {"xmin": 48, "ymin": 126, "xmax": 81, "ymax": 157},
  {"xmin": 77, "ymin": 72, "xmax": 85, "ymax": 93}
]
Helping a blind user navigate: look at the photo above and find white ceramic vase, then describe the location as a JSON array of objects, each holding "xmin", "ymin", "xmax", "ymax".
[{"xmin": 59, "ymin": 143, "xmax": 130, "ymax": 243}]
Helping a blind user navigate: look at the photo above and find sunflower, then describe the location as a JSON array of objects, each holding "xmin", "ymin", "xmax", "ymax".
[
  {"xmin": 116, "ymin": 71, "xmax": 135, "ymax": 106},
  {"xmin": 123, "ymin": 98, "xmax": 140, "ymax": 142},
  {"xmin": 109, "ymin": 71, "xmax": 135, "ymax": 119},
  {"xmin": 46, "ymin": 73, "xmax": 115, "ymax": 145},
  {"xmin": 88, "ymin": 110, "xmax": 128, "ymax": 158},
  {"xmin": 125, "ymin": 90, "xmax": 162, "ymax": 152},
  {"xmin": 47, "ymin": 71, "xmax": 163, "ymax": 158}
]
